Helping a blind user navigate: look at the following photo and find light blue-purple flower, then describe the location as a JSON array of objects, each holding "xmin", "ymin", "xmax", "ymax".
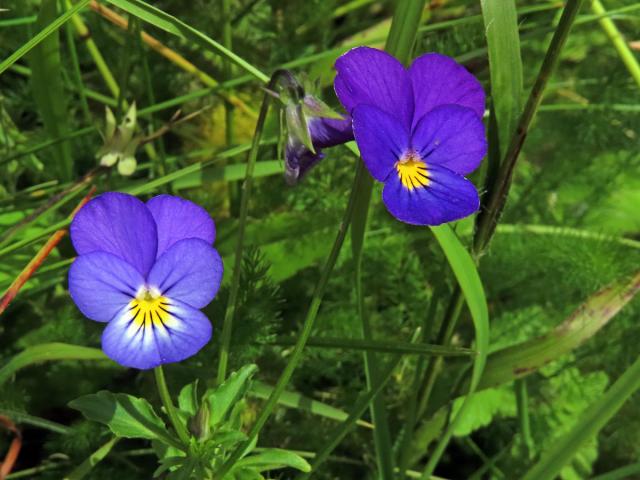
[
  {"xmin": 334, "ymin": 47, "xmax": 487, "ymax": 225},
  {"xmin": 68, "ymin": 192, "xmax": 223, "ymax": 369}
]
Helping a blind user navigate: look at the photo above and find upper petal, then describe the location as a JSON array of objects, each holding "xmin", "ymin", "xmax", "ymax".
[
  {"xmin": 409, "ymin": 53, "xmax": 485, "ymax": 130},
  {"xmin": 68, "ymin": 251, "xmax": 144, "ymax": 322},
  {"xmin": 147, "ymin": 238, "xmax": 223, "ymax": 309},
  {"xmin": 101, "ymin": 299, "xmax": 212, "ymax": 369},
  {"xmin": 70, "ymin": 192, "xmax": 158, "ymax": 277},
  {"xmin": 334, "ymin": 47, "xmax": 413, "ymax": 130},
  {"xmin": 285, "ymin": 143, "xmax": 325, "ymax": 185},
  {"xmin": 352, "ymin": 104, "xmax": 410, "ymax": 182},
  {"xmin": 382, "ymin": 164, "xmax": 480, "ymax": 226},
  {"xmin": 412, "ymin": 105, "xmax": 487, "ymax": 175},
  {"xmin": 146, "ymin": 195, "xmax": 216, "ymax": 258}
]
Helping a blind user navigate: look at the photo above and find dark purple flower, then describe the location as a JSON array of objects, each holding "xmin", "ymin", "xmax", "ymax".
[
  {"xmin": 68, "ymin": 192, "xmax": 223, "ymax": 369},
  {"xmin": 334, "ymin": 47, "xmax": 487, "ymax": 225},
  {"xmin": 285, "ymin": 95, "xmax": 353, "ymax": 184}
]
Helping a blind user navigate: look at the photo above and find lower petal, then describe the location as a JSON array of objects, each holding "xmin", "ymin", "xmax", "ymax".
[
  {"xmin": 101, "ymin": 299, "xmax": 212, "ymax": 370},
  {"xmin": 382, "ymin": 164, "xmax": 479, "ymax": 226}
]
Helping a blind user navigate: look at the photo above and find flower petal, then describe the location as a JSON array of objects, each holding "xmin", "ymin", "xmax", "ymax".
[
  {"xmin": 147, "ymin": 238, "xmax": 223, "ymax": 309},
  {"xmin": 146, "ymin": 195, "xmax": 216, "ymax": 258},
  {"xmin": 409, "ymin": 53, "xmax": 485, "ymax": 129},
  {"xmin": 70, "ymin": 192, "xmax": 158, "ymax": 276},
  {"xmin": 352, "ymin": 104, "xmax": 410, "ymax": 182},
  {"xmin": 68, "ymin": 252, "xmax": 144, "ymax": 322},
  {"xmin": 335, "ymin": 47, "xmax": 413, "ymax": 130},
  {"xmin": 101, "ymin": 299, "xmax": 212, "ymax": 369},
  {"xmin": 309, "ymin": 115, "xmax": 354, "ymax": 149},
  {"xmin": 412, "ymin": 105, "xmax": 487, "ymax": 175},
  {"xmin": 382, "ymin": 164, "xmax": 480, "ymax": 226},
  {"xmin": 285, "ymin": 143, "xmax": 325, "ymax": 185}
]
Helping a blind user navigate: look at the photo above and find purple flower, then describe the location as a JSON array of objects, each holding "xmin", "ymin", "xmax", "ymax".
[
  {"xmin": 285, "ymin": 95, "xmax": 353, "ymax": 184},
  {"xmin": 334, "ymin": 47, "xmax": 487, "ymax": 225},
  {"xmin": 68, "ymin": 192, "xmax": 223, "ymax": 369}
]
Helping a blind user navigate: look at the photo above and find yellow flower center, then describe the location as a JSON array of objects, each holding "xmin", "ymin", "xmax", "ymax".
[
  {"xmin": 396, "ymin": 152, "xmax": 429, "ymax": 191},
  {"xmin": 129, "ymin": 288, "xmax": 173, "ymax": 328}
]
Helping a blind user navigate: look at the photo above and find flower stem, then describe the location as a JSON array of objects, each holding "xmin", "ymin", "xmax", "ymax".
[
  {"xmin": 214, "ymin": 147, "xmax": 366, "ymax": 480},
  {"xmin": 216, "ymin": 73, "xmax": 276, "ymax": 386},
  {"xmin": 349, "ymin": 1, "xmax": 426, "ymax": 478},
  {"xmin": 153, "ymin": 366, "xmax": 190, "ymax": 446}
]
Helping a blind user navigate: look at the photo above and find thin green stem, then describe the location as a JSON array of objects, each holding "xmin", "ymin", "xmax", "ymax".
[
  {"xmin": 62, "ymin": 0, "xmax": 91, "ymax": 123},
  {"xmin": 473, "ymin": 0, "xmax": 585, "ymax": 255},
  {"xmin": 214, "ymin": 150, "xmax": 366, "ymax": 480},
  {"xmin": 515, "ymin": 378, "xmax": 534, "ymax": 458},
  {"xmin": 591, "ymin": 0, "xmax": 640, "ymax": 88},
  {"xmin": 153, "ymin": 366, "xmax": 190, "ymax": 446},
  {"xmin": 348, "ymin": 1, "xmax": 426, "ymax": 478},
  {"xmin": 215, "ymin": 72, "xmax": 276, "ymax": 386}
]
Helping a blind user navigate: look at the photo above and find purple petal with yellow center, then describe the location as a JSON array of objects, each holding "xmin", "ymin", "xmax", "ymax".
[
  {"xmin": 409, "ymin": 53, "xmax": 485, "ymax": 128},
  {"xmin": 352, "ymin": 104, "xmax": 409, "ymax": 182},
  {"xmin": 411, "ymin": 105, "xmax": 488, "ymax": 176},
  {"xmin": 382, "ymin": 163, "xmax": 480, "ymax": 226},
  {"xmin": 68, "ymin": 251, "xmax": 144, "ymax": 322},
  {"xmin": 335, "ymin": 46, "xmax": 414, "ymax": 130},
  {"xmin": 146, "ymin": 195, "xmax": 216, "ymax": 258},
  {"xmin": 147, "ymin": 238, "xmax": 223, "ymax": 309},
  {"xmin": 70, "ymin": 192, "xmax": 158, "ymax": 276},
  {"xmin": 101, "ymin": 298, "xmax": 212, "ymax": 370}
]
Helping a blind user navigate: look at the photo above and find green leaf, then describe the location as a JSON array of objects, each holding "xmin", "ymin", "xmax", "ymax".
[
  {"xmin": 0, "ymin": 343, "xmax": 108, "ymax": 386},
  {"xmin": 480, "ymin": 0, "xmax": 523, "ymax": 156},
  {"xmin": 29, "ymin": 0, "xmax": 73, "ymax": 181},
  {"xmin": 478, "ymin": 271, "xmax": 640, "ymax": 389},
  {"xmin": 63, "ymin": 437, "xmax": 119, "ymax": 480},
  {"xmin": 204, "ymin": 364, "xmax": 258, "ymax": 427},
  {"xmin": 422, "ymin": 224, "xmax": 490, "ymax": 476},
  {"xmin": 103, "ymin": 0, "xmax": 268, "ymax": 82},
  {"xmin": 235, "ymin": 448, "xmax": 311, "ymax": 473},
  {"xmin": 249, "ymin": 381, "xmax": 373, "ymax": 429},
  {"xmin": 0, "ymin": 0, "xmax": 91, "ymax": 75},
  {"xmin": 177, "ymin": 381, "xmax": 199, "ymax": 417},
  {"xmin": 522, "ymin": 356, "xmax": 640, "ymax": 480},
  {"xmin": 68, "ymin": 391, "xmax": 182, "ymax": 450}
]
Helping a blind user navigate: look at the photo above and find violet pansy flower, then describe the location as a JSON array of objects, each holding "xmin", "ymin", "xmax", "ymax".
[
  {"xmin": 285, "ymin": 95, "xmax": 354, "ymax": 184},
  {"xmin": 68, "ymin": 192, "xmax": 223, "ymax": 369},
  {"xmin": 334, "ymin": 47, "xmax": 487, "ymax": 225}
]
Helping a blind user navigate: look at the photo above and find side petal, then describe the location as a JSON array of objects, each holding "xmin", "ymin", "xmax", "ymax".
[
  {"xmin": 334, "ymin": 47, "xmax": 413, "ymax": 130},
  {"xmin": 382, "ymin": 164, "xmax": 480, "ymax": 226},
  {"xmin": 309, "ymin": 115, "xmax": 354, "ymax": 149},
  {"xmin": 412, "ymin": 105, "xmax": 487, "ymax": 175},
  {"xmin": 352, "ymin": 104, "xmax": 410, "ymax": 182},
  {"xmin": 68, "ymin": 252, "xmax": 144, "ymax": 322},
  {"xmin": 70, "ymin": 192, "xmax": 158, "ymax": 276},
  {"xmin": 146, "ymin": 195, "xmax": 216, "ymax": 258},
  {"xmin": 101, "ymin": 299, "xmax": 212, "ymax": 369},
  {"xmin": 147, "ymin": 238, "xmax": 223, "ymax": 309},
  {"xmin": 409, "ymin": 53, "xmax": 485, "ymax": 129}
]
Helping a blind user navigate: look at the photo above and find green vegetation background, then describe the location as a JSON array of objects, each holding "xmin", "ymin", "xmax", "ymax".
[{"xmin": 0, "ymin": 0, "xmax": 639, "ymax": 478}]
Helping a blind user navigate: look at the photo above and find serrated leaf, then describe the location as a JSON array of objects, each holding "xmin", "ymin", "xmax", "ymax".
[
  {"xmin": 204, "ymin": 364, "xmax": 258, "ymax": 427},
  {"xmin": 68, "ymin": 391, "xmax": 181, "ymax": 449}
]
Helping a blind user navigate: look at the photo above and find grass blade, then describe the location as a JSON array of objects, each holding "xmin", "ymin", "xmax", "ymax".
[
  {"xmin": 478, "ymin": 270, "xmax": 640, "ymax": 389},
  {"xmin": 0, "ymin": 0, "xmax": 91, "ymax": 75},
  {"xmin": 421, "ymin": 225, "xmax": 490, "ymax": 477},
  {"xmin": 522, "ymin": 355, "xmax": 640, "ymax": 480},
  {"xmin": 29, "ymin": 0, "xmax": 73, "ymax": 181},
  {"xmin": 63, "ymin": 437, "xmax": 119, "ymax": 480},
  {"xmin": 0, "ymin": 343, "xmax": 108, "ymax": 386},
  {"xmin": 104, "ymin": 0, "xmax": 269, "ymax": 82}
]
